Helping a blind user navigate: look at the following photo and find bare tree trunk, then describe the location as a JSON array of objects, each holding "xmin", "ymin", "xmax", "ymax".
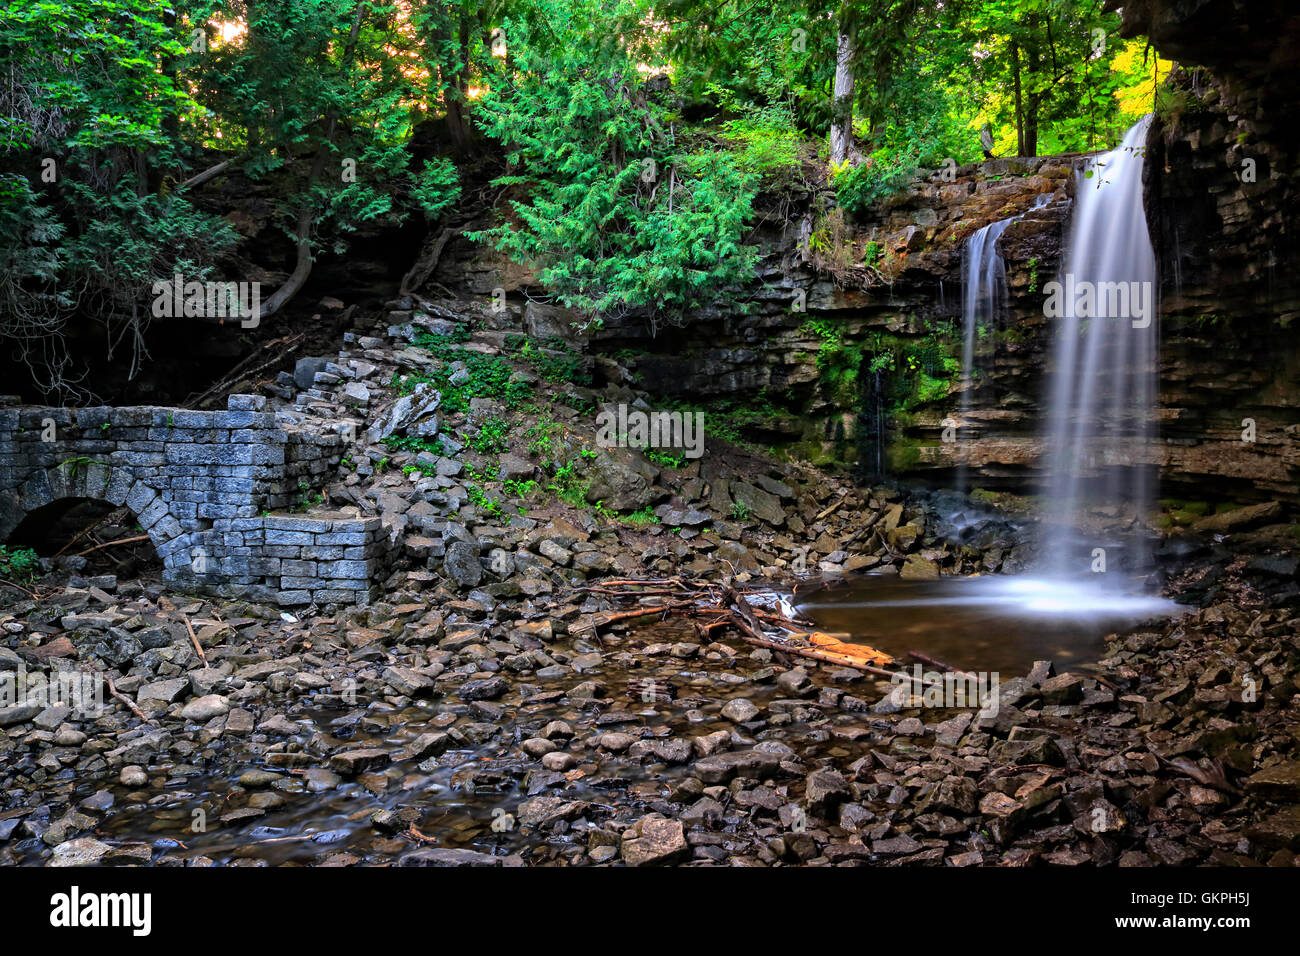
[
  {"xmin": 1012, "ymin": 42, "xmax": 1024, "ymax": 157},
  {"xmin": 259, "ymin": 207, "xmax": 314, "ymax": 318},
  {"xmin": 829, "ymin": 20, "xmax": 856, "ymax": 166}
]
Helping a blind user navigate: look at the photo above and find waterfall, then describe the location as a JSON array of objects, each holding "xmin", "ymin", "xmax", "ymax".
[
  {"xmin": 1040, "ymin": 115, "xmax": 1158, "ymax": 580},
  {"xmin": 956, "ymin": 217, "xmax": 1013, "ymax": 495},
  {"xmin": 955, "ymin": 194, "xmax": 1050, "ymax": 496}
]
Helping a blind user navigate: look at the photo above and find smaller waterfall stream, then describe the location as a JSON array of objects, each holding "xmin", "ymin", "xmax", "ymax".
[
  {"xmin": 956, "ymin": 194, "xmax": 1051, "ymax": 496},
  {"xmin": 956, "ymin": 218, "xmax": 1013, "ymax": 495}
]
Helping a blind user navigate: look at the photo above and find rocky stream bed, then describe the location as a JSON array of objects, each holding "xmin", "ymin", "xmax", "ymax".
[{"xmin": 2, "ymin": 302, "xmax": 1299, "ymax": 868}]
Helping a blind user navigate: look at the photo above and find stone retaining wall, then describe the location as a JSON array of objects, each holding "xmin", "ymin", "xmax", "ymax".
[{"xmin": 0, "ymin": 395, "xmax": 389, "ymax": 605}]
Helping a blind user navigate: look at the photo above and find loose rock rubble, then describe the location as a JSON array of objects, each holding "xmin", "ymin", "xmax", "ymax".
[{"xmin": 2, "ymin": 300, "xmax": 1298, "ymax": 867}]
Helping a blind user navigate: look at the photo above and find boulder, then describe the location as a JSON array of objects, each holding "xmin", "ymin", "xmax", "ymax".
[{"xmin": 621, "ymin": 814, "xmax": 688, "ymax": 866}]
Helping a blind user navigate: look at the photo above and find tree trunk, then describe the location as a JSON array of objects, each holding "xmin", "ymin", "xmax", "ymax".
[
  {"xmin": 829, "ymin": 20, "xmax": 857, "ymax": 166},
  {"xmin": 1024, "ymin": 94, "xmax": 1039, "ymax": 157},
  {"xmin": 1011, "ymin": 42, "xmax": 1024, "ymax": 157},
  {"xmin": 444, "ymin": 8, "xmax": 476, "ymax": 156}
]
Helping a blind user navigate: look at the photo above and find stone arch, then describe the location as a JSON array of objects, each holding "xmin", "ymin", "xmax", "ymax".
[{"xmin": 0, "ymin": 460, "xmax": 189, "ymax": 573}]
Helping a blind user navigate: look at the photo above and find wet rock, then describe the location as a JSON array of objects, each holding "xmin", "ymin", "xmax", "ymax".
[
  {"xmin": 238, "ymin": 769, "xmax": 283, "ymax": 788},
  {"xmin": 621, "ymin": 814, "xmax": 688, "ymax": 866},
  {"xmin": 776, "ymin": 667, "xmax": 813, "ymax": 696},
  {"xmin": 694, "ymin": 749, "xmax": 784, "ymax": 784},
  {"xmin": 460, "ymin": 676, "xmax": 507, "ymax": 700},
  {"xmin": 399, "ymin": 847, "xmax": 512, "ymax": 867},
  {"xmin": 181, "ymin": 695, "xmax": 230, "ymax": 721},
  {"xmin": 899, "ymin": 555, "xmax": 940, "ymax": 579},
  {"xmin": 120, "ymin": 765, "xmax": 148, "ymax": 787},
  {"xmin": 518, "ymin": 796, "xmax": 588, "ymax": 828},
  {"xmin": 598, "ymin": 732, "xmax": 637, "ymax": 753},
  {"xmin": 398, "ymin": 732, "xmax": 451, "ymax": 761},
  {"xmin": 541, "ymin": 751, "xmax": 576, "ymax": 771},
  {"xmin": 329, "ymin": 748, "xmax": 391, "ymax": 775},
  {"xmin": 304, "ymin": 768, "xmax": 342, "ymax": 793},
  {"xmin": 50, "ymin": 838, "xmax": 112, "ymax": 867},
  {"xmin": 383, "ymin": 666, "xmax": 435, "ymax": 697},
  {"xmin": 804, "ymin": 768, "xmax": 851, "ymax": 814},
  {"xmin": 721, "ymin": 698, "xmax": 760, "ymax": 723}
]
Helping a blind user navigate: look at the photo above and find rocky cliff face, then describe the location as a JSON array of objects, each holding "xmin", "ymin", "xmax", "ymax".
[
  {"xmin": 1128, "ymin": 0, "xmax": 1300, "ymax": 504},
  {"xmin": 431, "ymin": 156, "xmax": 1076, "ymax": 482}
]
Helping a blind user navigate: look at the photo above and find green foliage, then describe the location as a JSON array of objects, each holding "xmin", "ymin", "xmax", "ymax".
[
  {"xmin": 0, "ymin": 0, "xmax": 240, "ymax": 396},
  {"xmin": 506, "ymin": 335, "xmax": 591, "ymax": 385},
  {"xmin": 526, "ymin": 419, "xmax": 565, "ymax": 463},
  {"xmin": 622, "ymin": 506, "xmax": 660, "ymax": 527},
  {"xmin": 504, "ymin": 478, "xmax": 538, "ymax": 500},
  {"xmin": 293, "ymin": 477, "xmax": 324, "ymax": 512},
  {"xmin": 470, "ymin": 0, "xmax": 759, "ymax": 328},
  {"xmin": 411, "ymin": 157, "xmax": 461, "ymax": 220},
  {"xmin": 548, "ymin": 458, "xmax": 589, "ymax": 507},
  {"xmin": 835, "ymin": 148, "xmax": 912, "ymax": 213},
  {"xmin": 0, "ymin": 545, "xmax": 40, "ymax": 584},
  {"xmin": 467, "ymin": 483, "xmax": 503, "ymax": 517},
  {"xmin": 643, "ymin": 449, "xmax": 686, "ymax": 469},
  {"xmin": 471, "ymin": 417, "xmax": 510, "ymax": 454},
  {"xmin": 382, "ymin": 434, "xmax": 446, "ymax": 457},
  {"xmin": 399, "ymin": 331, "xmax": 531, "ymax": 412},
  {"xmin": 718, "ymin": 100, "xmax": 805, "ymax": 186}
]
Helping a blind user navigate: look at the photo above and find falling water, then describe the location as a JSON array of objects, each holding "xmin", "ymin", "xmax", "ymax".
[
  {"xmin": 955, "ymin": 194, "xmax": 1051, "ymax": 496},
  {"xmin": 1040, "ymin": 115, "xmax": 1159, "ymax": 581},
  {"xmin": 955, "ymin": 217, "xmax": 1013, "ymax": 495}
]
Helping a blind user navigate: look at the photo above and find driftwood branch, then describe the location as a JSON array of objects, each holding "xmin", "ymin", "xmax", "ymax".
[
  {"xmin": 566, "ymin": 577, "xmax": 899, "ymax": 675},
  {"xmin": 74, "ymin": 534, "xmax": 151, "ymax": 557}
]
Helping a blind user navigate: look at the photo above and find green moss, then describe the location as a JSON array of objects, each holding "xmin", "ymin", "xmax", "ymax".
[{"xmin": 887, "ymin": 439, "xmax": 924, "ymax": 471}]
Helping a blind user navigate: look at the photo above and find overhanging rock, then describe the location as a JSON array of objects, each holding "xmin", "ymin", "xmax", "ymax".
[{"xmin": 0, "ymin": 394, "xmax": 390, "ymax": 606}]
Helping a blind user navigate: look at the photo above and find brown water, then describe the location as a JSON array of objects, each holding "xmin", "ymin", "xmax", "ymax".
[{"xmin": 795, "ymin": 573, "xmax": 1187, "ymax": 675}]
